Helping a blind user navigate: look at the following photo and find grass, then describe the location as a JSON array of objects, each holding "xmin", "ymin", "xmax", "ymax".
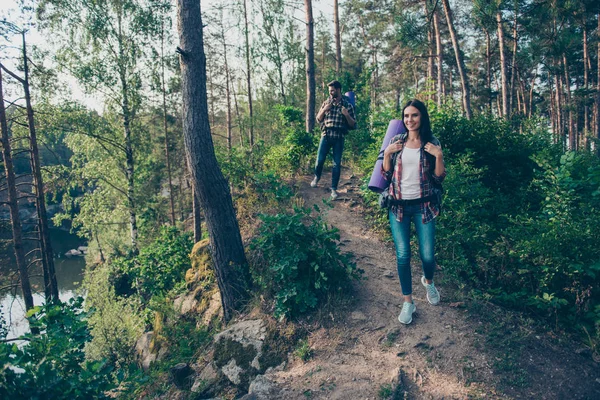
[{"xmin": 294, "ymin": 338, "xmax": 313, "ymax": 362}]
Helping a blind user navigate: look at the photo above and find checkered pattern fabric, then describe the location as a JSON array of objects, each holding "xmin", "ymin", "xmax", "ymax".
[
  {"xmin": 381, "ymin": 134, "xmax": 446, "ymax": 223},
  {"xmin": 319, "ymin": 96, "xmax": 356, "ymax": 140}
]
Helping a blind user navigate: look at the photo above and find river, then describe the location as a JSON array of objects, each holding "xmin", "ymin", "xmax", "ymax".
[{"xmin": 0, "ymin": 229, "xmax": 87, "ymax": 339}]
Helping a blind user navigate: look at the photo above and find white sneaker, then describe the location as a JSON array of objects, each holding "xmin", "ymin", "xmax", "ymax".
[
  {"xmin": 310, "ymin": 177, "xmax": 318, "ymax": 187},
  {"xmin": 421, "ymin": 276, "xmax": 440, "ymax": 305},
  {"xmin": 330, "ymin": 189, "xmax": 338, "ymax": 200},
  {"xmin": 398, "ymin": 302, "xmax": 416, "ymax": 324}
]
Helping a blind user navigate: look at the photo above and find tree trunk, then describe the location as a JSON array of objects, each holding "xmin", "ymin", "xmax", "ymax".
[
  {"xmin": 509, "ymin": 7, "xmax": 518, "ymax": 115},
  {"xmin": 425, "ymin": 0, "xmax": 434, "ymax": 100},
  {"xmin": 583, "ymin": 18, "xmax": 589, "ymax": 148},
  {"xmin": 433, "ymin": 9, "xmax": 443, "ymax": 106},
  {"xmin": 177, "ymin": 0, "xmax": 250, "ymax": 321},
  {"xmin": 193, "ymin": 184, "xmax": 202, "ymax": 243},
  {"xmin": 20, "ymin": 33, "xmax": 59, "ymax": 301},
  {"xmin": 485, "ymin": 28, "xmax": 492, "ymax": 113},
  {"xmin": 231, "ymin": 80, "xmax": 244, "ymax": 147},
  {"xmin": 221, "ymin": 18, "xmax": 233, "ymax": 152},
  {"xmin": 242, "ymin": 0, "xmax": 254, "ymax": 147},
  {"xmin": 441, "ymin": 0, "xmax": 472, "ymax": 119},
  {"xmin": 497, "ymin": 11, "xmax": 509, "ymax": 117},
  {"xmin": 161, "ymin": 20, "xmax": 176, "ymax": 226},
  {"xmin": 305, "ymin": 0, "xmax": 316, "ymax": 133},
  {"xmin": 0, "ymin": 67, "xmax": 35, "ymax": 312},
  {"xmin": 116, "ymin": 14, "xmax": 138, "ymax": 253},
  {"xmin": 334, "ymin": 0, "xmax": 342, "ymax": 75},
  {"xmin": 563, "ymin": 53, "xmax": 575, "ymax": 150},
  {"xmin": 597, "ymin": 13, "xmax": 600, "ymax": 154},
  {"xmin": 555, "ymin": 68, "xmax": 564, "ymax": 146}
]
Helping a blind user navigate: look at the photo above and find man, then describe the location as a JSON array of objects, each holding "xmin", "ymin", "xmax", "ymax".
[{"xmin": 311, "ymin": 80, "xmax": 356, "ymax": 200}]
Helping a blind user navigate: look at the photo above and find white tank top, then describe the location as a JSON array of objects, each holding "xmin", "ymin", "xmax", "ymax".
[{"xmin": 400, "ymin": 147, "xmax": 421, "ymax": 199}]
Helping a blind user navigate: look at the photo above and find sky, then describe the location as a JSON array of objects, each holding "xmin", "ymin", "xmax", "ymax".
[{"xmin": 1, "ymin": 0, "xmax": 335, "ymax": 112}]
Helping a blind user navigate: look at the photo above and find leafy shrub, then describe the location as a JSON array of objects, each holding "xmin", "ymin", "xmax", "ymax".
[
  {"xmin": 250, "ymin": 206, "xmax": 362, "ymax": 318},
  {"xmin": 110, "ymin": 227, "xmax": 194, "ymax": 301},
  {"xmin": 0, "ymin": 298, "xmax": 115, "ymax": 399},
  {"xmin": 263, "ymin": 106, "xmax": 316, "ymax": 176},
  {"xmin": 84, "ymin": 265, "xmax": 145, "ymax": 367}
]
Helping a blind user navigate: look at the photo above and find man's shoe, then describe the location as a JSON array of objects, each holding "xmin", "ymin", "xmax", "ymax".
[
  {"xmin": 398, "ymin": 302, "xmax": 416, "ymax": 325},
  {"xmin": 421, "ymin": 276, "xmax": 440, "ymax": 305},
  {"xmin": 310, "ymin": 177, "xmax": 318, "ymax": 187},
  {"xmin": 330, "ymin": 189, "xmax": 339, "ymax": 200}
]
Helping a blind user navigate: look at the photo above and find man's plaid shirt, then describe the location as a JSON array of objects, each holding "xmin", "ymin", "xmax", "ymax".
[{"xmin": 318, "ymin": 96, "xmax": 356, "ymax": 140}]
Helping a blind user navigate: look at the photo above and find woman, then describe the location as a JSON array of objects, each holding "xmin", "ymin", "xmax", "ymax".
[{"xmin": 382, "ymin": 99, "xmax": 446, "ymax": 325}]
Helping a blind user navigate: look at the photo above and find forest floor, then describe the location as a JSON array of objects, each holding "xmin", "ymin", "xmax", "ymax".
[{"xmin": 263, "ymin": 166, "xmax": 600, "ymax": 400}]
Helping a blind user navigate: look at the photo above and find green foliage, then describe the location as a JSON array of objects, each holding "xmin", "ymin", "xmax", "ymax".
[
  {"xmin": 293, "ymin": 339, "xmax": 312, "ymax": 362},
  {"xmin": 83, "ymin": 265, "xmax": 145, "ymax": 367},
  {"xmin": 424, "ymin": 107, "xmax": 600, "ymax": 340},
  {"xmin": 263, "ymin": 106, "xmax": 316, "ymax": 176},
  {"xmin": 250, "ymin": 206, "xmax": 363, "ymax": 319},
  {"xmin": 110, "ymin": 227, "xmax": 194, "ymax": 301},
  {"xmin": 0, "ymin": 298, "xmax": 115, "ymax": 399}
]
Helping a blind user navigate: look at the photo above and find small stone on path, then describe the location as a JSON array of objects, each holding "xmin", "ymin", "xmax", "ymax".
[{"xmin": 351, "ymin": 311, "xmax": 367, "ymax": 321}]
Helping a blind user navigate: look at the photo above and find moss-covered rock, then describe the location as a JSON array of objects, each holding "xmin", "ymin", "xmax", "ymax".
[{"xmin": 212, "ymin": 319, "xmax": 289, "ymax": 391}]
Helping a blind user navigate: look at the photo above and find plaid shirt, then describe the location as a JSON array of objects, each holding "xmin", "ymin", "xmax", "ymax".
[
  {"xmin": 319, "ymin": 96, "xmax": 356, "ymax": 140},
  {"xmin": 381, "ymin": 134, "xmax": 446, "ymax": 223}
]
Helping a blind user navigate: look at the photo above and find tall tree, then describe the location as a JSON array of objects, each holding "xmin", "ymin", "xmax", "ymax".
[
  {"xmin": 496, "ymin": 6, "xmax": 509, "ymax": 117},
  {"xmin": 305, "ymin": 0, "xmax": 316, "ymax": 133},
  {"xmin": 2, "ymin": 30, "xmax": 59, "ymax": 301},
  {"xmin": 596, "ymin": 12, "xmax": 600, "ymax": 153},
  {"xmin": 433, "ymin": 7, "xmax": 444, "ymax": 106},
  {"xmin": 177, "ymin": 0, "xmax": 250, "ymax": 321},
  {"xmin": 334, "ymin": 0, "xmax": 342, "ymax": 75},
  {"xmin": 0, "ymin": 68, "xmax": 35, "ymax": 312},
  {"xmin": 242, "ymin": 0, "xmax": 254, "ymax": 147},
  {"xmin": 441, "ymin": 0, "xmax": 472, "ymax": 119},
  {"xmin": 37, "ymin": 0, "xmax": 153, "ymax": 252}
]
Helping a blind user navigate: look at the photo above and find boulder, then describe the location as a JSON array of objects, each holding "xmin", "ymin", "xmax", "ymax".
[
  {"xmin": 190, "ymin": 362, "xmax": 223, "ymax": 396},
  {"xmin": 213, "ymin": 319, "xmax": 286, "ymax": 391},
  {"xmin": 65, "ymin": 249, "xmax": 82, "ymax": 257},
  {"xmin": 170, "ymin": 363, "xmax": 194, "ymax": 390},
  {"xmin": 77, "ymin": 246, "xmax": 89, "ymax": 254},
  {"xmin": 246, "ymin": 375, "xmax": 282, "ymax": 399},
  {"xmin": 135, "ymin": 331, "xmax": 166, "ymax": 370}
]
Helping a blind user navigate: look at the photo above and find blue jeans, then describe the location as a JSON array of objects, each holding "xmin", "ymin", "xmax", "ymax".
[
  {"xmin": 314, "ymin": 135, "xmax": 344, "ymax": 190},
  {"xmin": 389, "ymin": 205, "xmax": 436, "ymax": 296}
]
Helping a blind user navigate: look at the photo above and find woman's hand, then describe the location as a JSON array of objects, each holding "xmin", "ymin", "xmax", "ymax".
[
  {"xmin": 384, "ymin": 141, "xmax": 403, "ymax": 158},
  {"xmin": 424, "ymin": 142, "xmax": 443, "ymax": 158}
]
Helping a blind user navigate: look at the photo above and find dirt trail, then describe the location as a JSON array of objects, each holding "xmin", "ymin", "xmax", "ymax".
[{"xmin": 266, "ymin": 167, "xmax": 600, "ymax": 400}]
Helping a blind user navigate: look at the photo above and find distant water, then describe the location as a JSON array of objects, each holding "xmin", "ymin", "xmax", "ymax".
[{"xmin": 0, "ymin": 229, "xmax": 87, "ymax": 339}]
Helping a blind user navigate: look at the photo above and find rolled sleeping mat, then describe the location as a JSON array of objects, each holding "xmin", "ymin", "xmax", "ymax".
[
  {"xmin": 368, "ymin": 119, "xmax": 407, "ymax": 193},
  {"xmin": 344, "ymin": 91, "xmax": 356, "ymax": 108}
]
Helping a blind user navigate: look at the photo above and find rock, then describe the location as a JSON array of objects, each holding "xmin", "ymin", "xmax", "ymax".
[
  {"xmin": 173, "ymin": 292, "xmax": 199, "ymax": 315},
  {"xmin": 135, "ymin": 332, "xmax": 157, "ymax": 370},
  {"xmin": 351, "ymin": 311, "xmax": 367, "ymax": 321},
  {"xmin": 383, "ymin": 270, "xmax": 395, "ymax": 278},
  {"xmin": 213, "ymin": 319, "xmax": 285, "ymax": 390},
  {"xmin": 191, "ymin": 362, "xmax": 221, "ymax": 394},
  {"xmin": 77, "ymin": 246, "xmax": 89, "ymax": 254},
  {"xmin": 65, "ymin": 249, "xmax": 82, "ymax": 257},
  {"xmin": 246, "ymin": 375, "xmax": 281, "ymax": 399},
  {"xmin": 170, "ymin": 363, "xmax": 194, "ymax": 390},
  {"xmin": 201, "ymin": 291, "xmax": 222, "ymax": 326}
]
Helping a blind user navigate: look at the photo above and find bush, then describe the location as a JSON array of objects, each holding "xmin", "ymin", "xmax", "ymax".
[
  {"xmin": 84, "ymin": 265, "xmax": 145, "ymax": 367},
  {"xmin": 250, "ymin": 206, "xmax": 363, "ymax": 318},
  {"xmin": 0, "ymin": 298, "xmax": 115, "ymax": 399},
  {"xmin": 263, "ymin": 106, "xmax": 316, "ymax": 176},
  {"xmin": 110, "ymin": 227, "xmax": 194, "ymax": 301}
]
